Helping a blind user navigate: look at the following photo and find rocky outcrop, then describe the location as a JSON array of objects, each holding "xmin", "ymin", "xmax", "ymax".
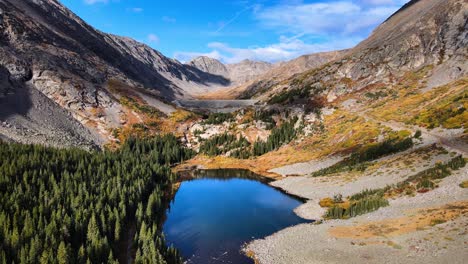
[
  {"xmin": 238, "ymin": 50, "xmax": 347, "ymax": 98},
  {"xmin": 188, "ymin": 57, "xmax": 273, "ymax": 87},
  {"xmin": 226, "ymin": 59, "xmax": 273, "ymax": 85},
  {"xmin": 0, "ymin": 0, "xmax": 230, "ymax": 146},
  {"xmin": 188, "ymin": 56, "xmax": 230, "ymax": 79},
  {"xmin": 189, "ymin": 51, "xmax": 346, "ymax": 99},
  {"xmin": 246, "ymin": 0, "xmax": 467, "ymax": 102}
]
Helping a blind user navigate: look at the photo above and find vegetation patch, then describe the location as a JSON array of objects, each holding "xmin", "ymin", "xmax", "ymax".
[
  {"xmin": 319, "ymin": 197, "xmax": 335, "ymax": 208},
  {"xmin": 364, "ymin": 91, "xmax": 388, "ymax": 100},
  {"xmin": 369, "ymin": 74, "xmax": 467, "ymax": 129},
  {"xmin": 252, "ymin": 117, "xmax": 299, "ymax": 156},
  {"xmin": 268, "ymin": 86, "xmax": 312, "ymax": 104},
  {"xmin": 312, "ymin": 135, "xmax": 414, "ymax": 177},
  {"xmin": 0, "ymin": 135, "xmax": 194, "ymax": 264},
  {"xmin": 253, "ymin": 109, "xmax": 280, "ymax": 129},
  {"xmin": 322, "ymin": 155, "xmax": 466, "ymax": 219},
  {"xmin": 201, "ymin": 117, "xmax": 301, "ymax": 159},
  {"xmin": 329, "ymin": 201, "xmax": 468, "ymax": 239},
  {"xmin": 389, "ymin": 155, "xmax": 466, "ymax": 195},
  {"xmin": 199, "ymin": 133, "xmax": 250, "ymax": 157},
  {"xmin": 459, "ymin": 181, "xmax": 468, "ymax": 188},
  {"xmin": 412, "ymin": 89, "xmax": 467, "ymax": 129},
  {"xmin": 170, "ymin": 109, "xmax": 196, "ymax": 123},
  {"xmin": 325, "ymin": 195, "xmax": 389, "ymax": 219},
  {"xmin": 202, "ymin": 112, "xmax": 234, "ymax": 125}
]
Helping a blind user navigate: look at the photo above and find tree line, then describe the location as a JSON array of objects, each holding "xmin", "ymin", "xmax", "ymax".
[
  {"xmin": 0, "ymin": 135, "xmax": 193, "ymax": 264},
  {"xmin": 324, "ymin": 155, "xmax": 466, "ymax": 219},
  {"xmin": 199, "ymin": 133, "xmax": 250, "ymax": 156},
  {"xmin": 199, "ymin": 117, "xmax": 299, "ymax": 159},
  {"xmin": 201, "ymin": 113, "xmax": 234, "ymax": 125},
  {"xmin": 313, "ymin": 136, "xmax": 414, "ymax": 177}
]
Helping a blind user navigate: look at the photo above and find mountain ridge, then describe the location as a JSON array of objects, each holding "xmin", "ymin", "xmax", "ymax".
[
  {"xmin": 188, "ymin": 56, "xmax": 274, "ymax": 87},
  {"xmin": 0, "ymin": 0, "xmax": 232, "ymax": 145},
  {"xmin": 244, "ymin": 0, "xmax": 467, "ymax": 102}
]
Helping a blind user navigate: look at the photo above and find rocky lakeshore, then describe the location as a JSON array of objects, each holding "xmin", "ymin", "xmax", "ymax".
[{"xmin": 245, "ymin": 144, "xmax": 468, "ymax": 264}]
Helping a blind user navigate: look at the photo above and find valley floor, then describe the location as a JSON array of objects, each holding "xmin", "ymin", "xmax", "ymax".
[{"xmin": 174, "ymin": 74, "xmax": 468, "ymax": 264}]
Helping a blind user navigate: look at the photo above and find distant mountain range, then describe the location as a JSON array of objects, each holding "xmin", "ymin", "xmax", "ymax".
[
  {"xmin": 0, "ymin": 0, "xmax": 466, "ymax": 147},
  {"xmin": 188, "ymin": 56, "xmax": 274, "ymax": 87},
  {"xmin": 241, "ymin": 0, "xmax": 467, "ymax": 102}
]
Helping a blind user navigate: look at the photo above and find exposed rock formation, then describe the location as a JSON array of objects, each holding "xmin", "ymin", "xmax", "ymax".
[
  {"xmin": 0, "ymin": 0, "xmax": 229, "ymax": 146},
  {"xmin": 238, "ymin": 50, "xmax": 347, "ymax": 99},
  {"xmin": 188, "ymin": 56, "xmax": 273, "ymax": 87},
  {"xmin": 248, "ymin": 0, "xmax": 468, "ymax": 102},
  {"xmin": 192, "ymin": 50, "xmax": 347, "ymax": 99},
  {"xmin": 188, "ymin": 56, "xmax": 230, "ymax": 79},
  {"xmin": 226, "ymin": 59, "xmax": 273, "ymax": 85}
]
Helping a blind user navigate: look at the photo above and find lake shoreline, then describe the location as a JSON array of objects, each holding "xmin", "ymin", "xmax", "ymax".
[
  {"xmin": 166, "ymin": 169, "xmax": 308, "ymax": 264},
  {"xmin": 176, "ymin": 168, "xmax": 310, "ymax": 203},
  {"xmin": 177, "ymin": 147, "xmax": 468, "ymax": 264},
  {"xmin": 174, "ymin": 167, "xmax": 313, "ymax": 264}
]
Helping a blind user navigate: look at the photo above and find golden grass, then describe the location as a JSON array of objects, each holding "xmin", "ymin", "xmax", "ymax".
[
  {"xmin": 169, "ymin": 109, "xmax": 196, "ymax": 123},
  {"xmin": 459, "ymin": 181, "xmax": 468, "ymax": 188},
  {"xmin": 319, "ymin": 198, "xmax": 335, "ymax": 207},
  {"xmin": 195, "ymin": 85, "xmax": 246, "ymax": 100},
  {"xmin": 329, "ymin": 201, "xmax": 468, "ymax": 239},
  {"xmin": 175, "ymin": 155, "xmax": 282, "ymax": 179},
  {"xmin": 368, "ymin": 71, "xmax": 467, "ymax": 129},
  {"xmin": 177, "ymin": 107, "xmax": 392, "ymax": 178},
  {"xmin": 296, "ymin": 109, "xmax": 387, "ymax": 157},
  {"xmin": 244, "ymin": 250, "xmax": 260, "ymax": 264}
]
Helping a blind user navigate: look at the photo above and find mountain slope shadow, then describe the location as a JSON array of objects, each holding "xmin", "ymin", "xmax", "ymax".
[
  {"xmin": 0, "ymin": 65, "xmax": 32, "ymax": 120},
  {"xmin": 0, "ymin": 69, "xmax": 98, "ymax": 148}
]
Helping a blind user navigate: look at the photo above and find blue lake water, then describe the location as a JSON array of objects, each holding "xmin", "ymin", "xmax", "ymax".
[{"xmin": 163, "ymin": 170, "xmax": 307, "ymax": 264}]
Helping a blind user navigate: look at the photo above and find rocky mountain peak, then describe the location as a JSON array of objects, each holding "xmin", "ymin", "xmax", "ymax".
[
  {"xmin": 188, "ymin": 56, "xmax": 229, "ymax": 78},
  {"xmin": 0, "ymin": 0, "xmax": 230, "ymax": 146},
  {"xmin": 188, "ymin": 56, "xmax": 274, "ymax": 86},
  {"xmin": 245, "ymin": 0, "xmax": 467, "ymax": 102}
]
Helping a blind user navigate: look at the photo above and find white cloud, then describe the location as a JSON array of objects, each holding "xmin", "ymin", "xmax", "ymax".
[
  {"xmin": 174, "ymin": 50, "xmax": 223, "ymax": 63},
  {"xmin": 360, "ymin": 0, "xmax": 403, "ymax": 5},
  {"xmin": 162, "ymin": 16, "xmax": 177, "ymax": 23},
  {"xmin": 175, "ymin": 36, "xmax": 360, "ymax": 64},
  {"xmin": 130, "ymin": 7, "xmax": 144, "ymax": 13},
  {"xmin": 175, "ymin": 0, "xmax": 408, "ymax": 63},
  {"xmin": 255, "ymin": 1, "xmax": 402, "ymax": 35},
  {"xmin": 84, "ymin": 0, "xmax": 108, "ymax": 4},
  {"xmin": 147, "ymin": 34, "xmax": 159, "ymax": 44}
]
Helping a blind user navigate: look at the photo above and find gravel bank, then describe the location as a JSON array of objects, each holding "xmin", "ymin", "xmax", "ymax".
[
  {"xmin": 246, "ymin": 146, "xmax": 468, "ymax": 263},
  {"xmin": 247, "ymin": 167, "xmax": 468, "ymax": 264}
]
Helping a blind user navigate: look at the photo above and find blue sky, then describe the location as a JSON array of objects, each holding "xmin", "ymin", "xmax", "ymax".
[{"xmin": 61, "ymin": 0, "xmax": 409, "ymax": 63}]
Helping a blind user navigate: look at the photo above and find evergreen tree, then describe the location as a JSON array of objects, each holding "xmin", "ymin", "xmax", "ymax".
[
  {"xmin": 57, "ymin": 241, "xmax": 68, "ymax": 264},
  {"xmin": 0, "ymin": 135, "xmax": 189, "ymax": 264}
]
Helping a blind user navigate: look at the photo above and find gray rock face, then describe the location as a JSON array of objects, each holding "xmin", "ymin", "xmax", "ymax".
[
  {"xmin": 239, "ymin": 50, "xmax": 347, "ymax": 99},
  {"xmin": 188, "ymin": 56, "xmax": 230, "ymax": 79},
  {"xmin": 248, "ymin": 0, "xmax": 467, "ymax": 101},
  {"xmin": 0, "ymin": 0, "xmax": 231, "ymax": 146},
  {"xmin": 0, "ymin": 81, "xmax": 98, "ymax": 149},
  {"xmin": 322, "ymin": 0, "xmax": 468, "ymax": 96},
  {"xmin": 226, "ymin": 60, "xmax": 273, "ymax": 85},
  {"xmin": 188, "ymin": 57, "xmax": 273, "ymax": 86}
]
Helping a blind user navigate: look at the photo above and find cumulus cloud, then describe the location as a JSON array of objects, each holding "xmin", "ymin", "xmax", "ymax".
[
  {"xmin": 129, "ymin": 7, "xmax": 144, "ymax": 13},
  {"xmin": 175, "ymin": 0, "xmax": 408, "ymax": 63},
  {"xmin": 162, "ymin": 16, "xmax": 177, "ymax": 23},
  {"xmin": 84, "ymin": 0, "xmax": 108, "ymax": 4},
  {"xmin": 147, "ymin": 34, "xmax": 159, "ymax": 44},
  {"xmin": 255, "ymin": 1, "xmax": 403, "ymax": 35},
  {"xmin": 175, "ymin": 36, "xmax": 360, "ymax": 64}
]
